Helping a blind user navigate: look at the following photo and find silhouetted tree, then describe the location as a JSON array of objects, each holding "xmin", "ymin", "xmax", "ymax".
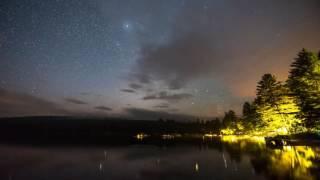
[
  {"xmin": 205, "ymin": 118, "xmax": 221, "ymax": 133},
  {"xmin": 223, "ymin": 110, "xmax": 236, "ymax": 127},
  {"xmin": 242, "ymin": 102, "xmax": 251, "ymax": 118},
  {"xmin": 287, "ymin": 49, "xmax": 320, "ymax": 127},
  {"xmin": 255, "ymin": 74, "xmax": 280, "ymax": 106},
  {"xmin": 241, "ymin": 101, "xmax": 260, "ymax": 132}
]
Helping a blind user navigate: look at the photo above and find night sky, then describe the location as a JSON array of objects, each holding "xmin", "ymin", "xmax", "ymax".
[{"xmin": 0, "ymin": 0, "xmax": 319, "ymax": 119}]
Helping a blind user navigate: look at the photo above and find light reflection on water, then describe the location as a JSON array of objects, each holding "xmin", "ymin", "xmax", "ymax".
[{"xmin": 0, "ymin": 140, "xmax": 319, "ymax": 180}]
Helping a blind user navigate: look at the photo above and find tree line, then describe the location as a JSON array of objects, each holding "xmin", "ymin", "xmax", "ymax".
[{"xmin": 221, "ymin": 49, "xmax": 320, "ymax": 136}]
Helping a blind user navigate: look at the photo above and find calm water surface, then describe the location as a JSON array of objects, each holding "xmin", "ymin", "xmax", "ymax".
[{"xmin": 0, "ymin": 139, "xmax": 319, "ymax": 180}]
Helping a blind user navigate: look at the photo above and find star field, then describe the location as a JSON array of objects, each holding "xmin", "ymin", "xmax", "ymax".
[{"xmin": 0, "ymin": 0, "xmax": 319, "ymax": 119}]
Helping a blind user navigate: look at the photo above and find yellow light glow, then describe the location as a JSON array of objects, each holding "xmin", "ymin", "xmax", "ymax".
[
  {"xmin": 162, "ymin": 134, "xmax": 175, "ymax": 139},
  {"xmin": 135, "ymin": 133, "xmax": 148, "ymax": 140},
  {"xmin": 203, "ymin": 133, "xmax": 219, "ymax": 138},
  {"xmin": 220, "ymin": 128, "xmax": 235, "ymax": 135},
  {"xmin": 221, "ymin": 135, "xmax": 265, "ymax": 144},
  {"xmin": 195, "ymin": 162, "xmax": 199, "ymax": 172}
]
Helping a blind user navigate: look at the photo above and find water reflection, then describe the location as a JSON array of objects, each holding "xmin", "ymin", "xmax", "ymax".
[
  {"xmin": 252, "ymin": 146, "xmax": 320, "ymax": 179},
  {"xmin": 194, "ymin": 162, "xmax": 199, "ymax": 172},
  {"xmin": 221, "ymin": 136, "xmax": 320, "ymax": 180},
  {"xmin": 0, "ymin": 139, "xmax": 319, "ymax": 180}
]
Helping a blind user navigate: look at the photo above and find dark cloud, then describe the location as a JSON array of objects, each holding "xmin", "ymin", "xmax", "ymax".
[
  {"xmin": 134, "ymin": 33, "xmax": 218, "ymax": 90},
  {"xmin": 121, "ymin": 89, "xmax": 136, "ymax": 93},
  {"xmin": 153, "ymin": 103, "xmax": 170, "ymax": 109},
  {"xmin": 142, "ymin": 91, "xmax": 193, "ymax": 102},
  {"xmin": 129, "ymin": 83, "xmax": 143, "ymax": 90},
  {"xmin": 131, "ymin": 0, "xmax": 320, "ymax": 97},
  {"xmin": 124, "ymin": 108, "xmax": 197, "ymax": 121},
  {"xmin": 64, "ymin": 98, "xmax": 88, "ymax": 105},
  {"xmin": 95, "ymin": 106, "xmax": 112, "ymax": 111},
  {"xmin": 168, "ymin": 108, "xmax": 179, "ymax": 112},
  {"xmin": 0, "ymin": 88, "xmax": 69, "ymax": 117},
  {"xmin": 80, "ymin": 92, "xmax": 102, "ymax": 97}
]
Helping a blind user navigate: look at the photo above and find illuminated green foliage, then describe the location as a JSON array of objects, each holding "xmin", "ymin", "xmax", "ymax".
[
  {"xmin": 221, "ymin": 49, "xmax": 319, "ymax": 136},
  {"xmin": 220, "ymin": 128, "xmax": 235, "ymax": 135},
  {"xmin": 254, "ymin": 74, "xmax": 303, "ymax": 135}
]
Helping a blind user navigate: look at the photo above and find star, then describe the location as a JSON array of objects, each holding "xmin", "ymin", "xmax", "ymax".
[{"xmin": 122, "ymin": 22, "xmax": 131, "ymax": 31}]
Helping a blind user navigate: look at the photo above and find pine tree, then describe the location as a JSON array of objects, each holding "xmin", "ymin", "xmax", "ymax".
[
  {"xmin": 242, "ymin": 102, "xmax": 251, "ymax": 118},
  {"xmin": 241, "ymin": 101, "xmax": 261, "ymax": 133},
  {"xmin": 222, "ymin": 110, "xmax": 237, "ymax": 128},
  {"xmin": 287, "ymin": 49, "xmax": 320, "ymax": 128},
  {"xmin": 255, "ymin": 74, "xmax": 303, "ymax": 135},
  {"xmin": 255, "ymin": 74, "xmax": 280, "ymax": 106}
]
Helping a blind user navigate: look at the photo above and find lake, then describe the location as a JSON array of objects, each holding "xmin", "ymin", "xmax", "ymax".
[{"xmin": 0, "ymin": 138, "xmax": 319, "ymax": 180}]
